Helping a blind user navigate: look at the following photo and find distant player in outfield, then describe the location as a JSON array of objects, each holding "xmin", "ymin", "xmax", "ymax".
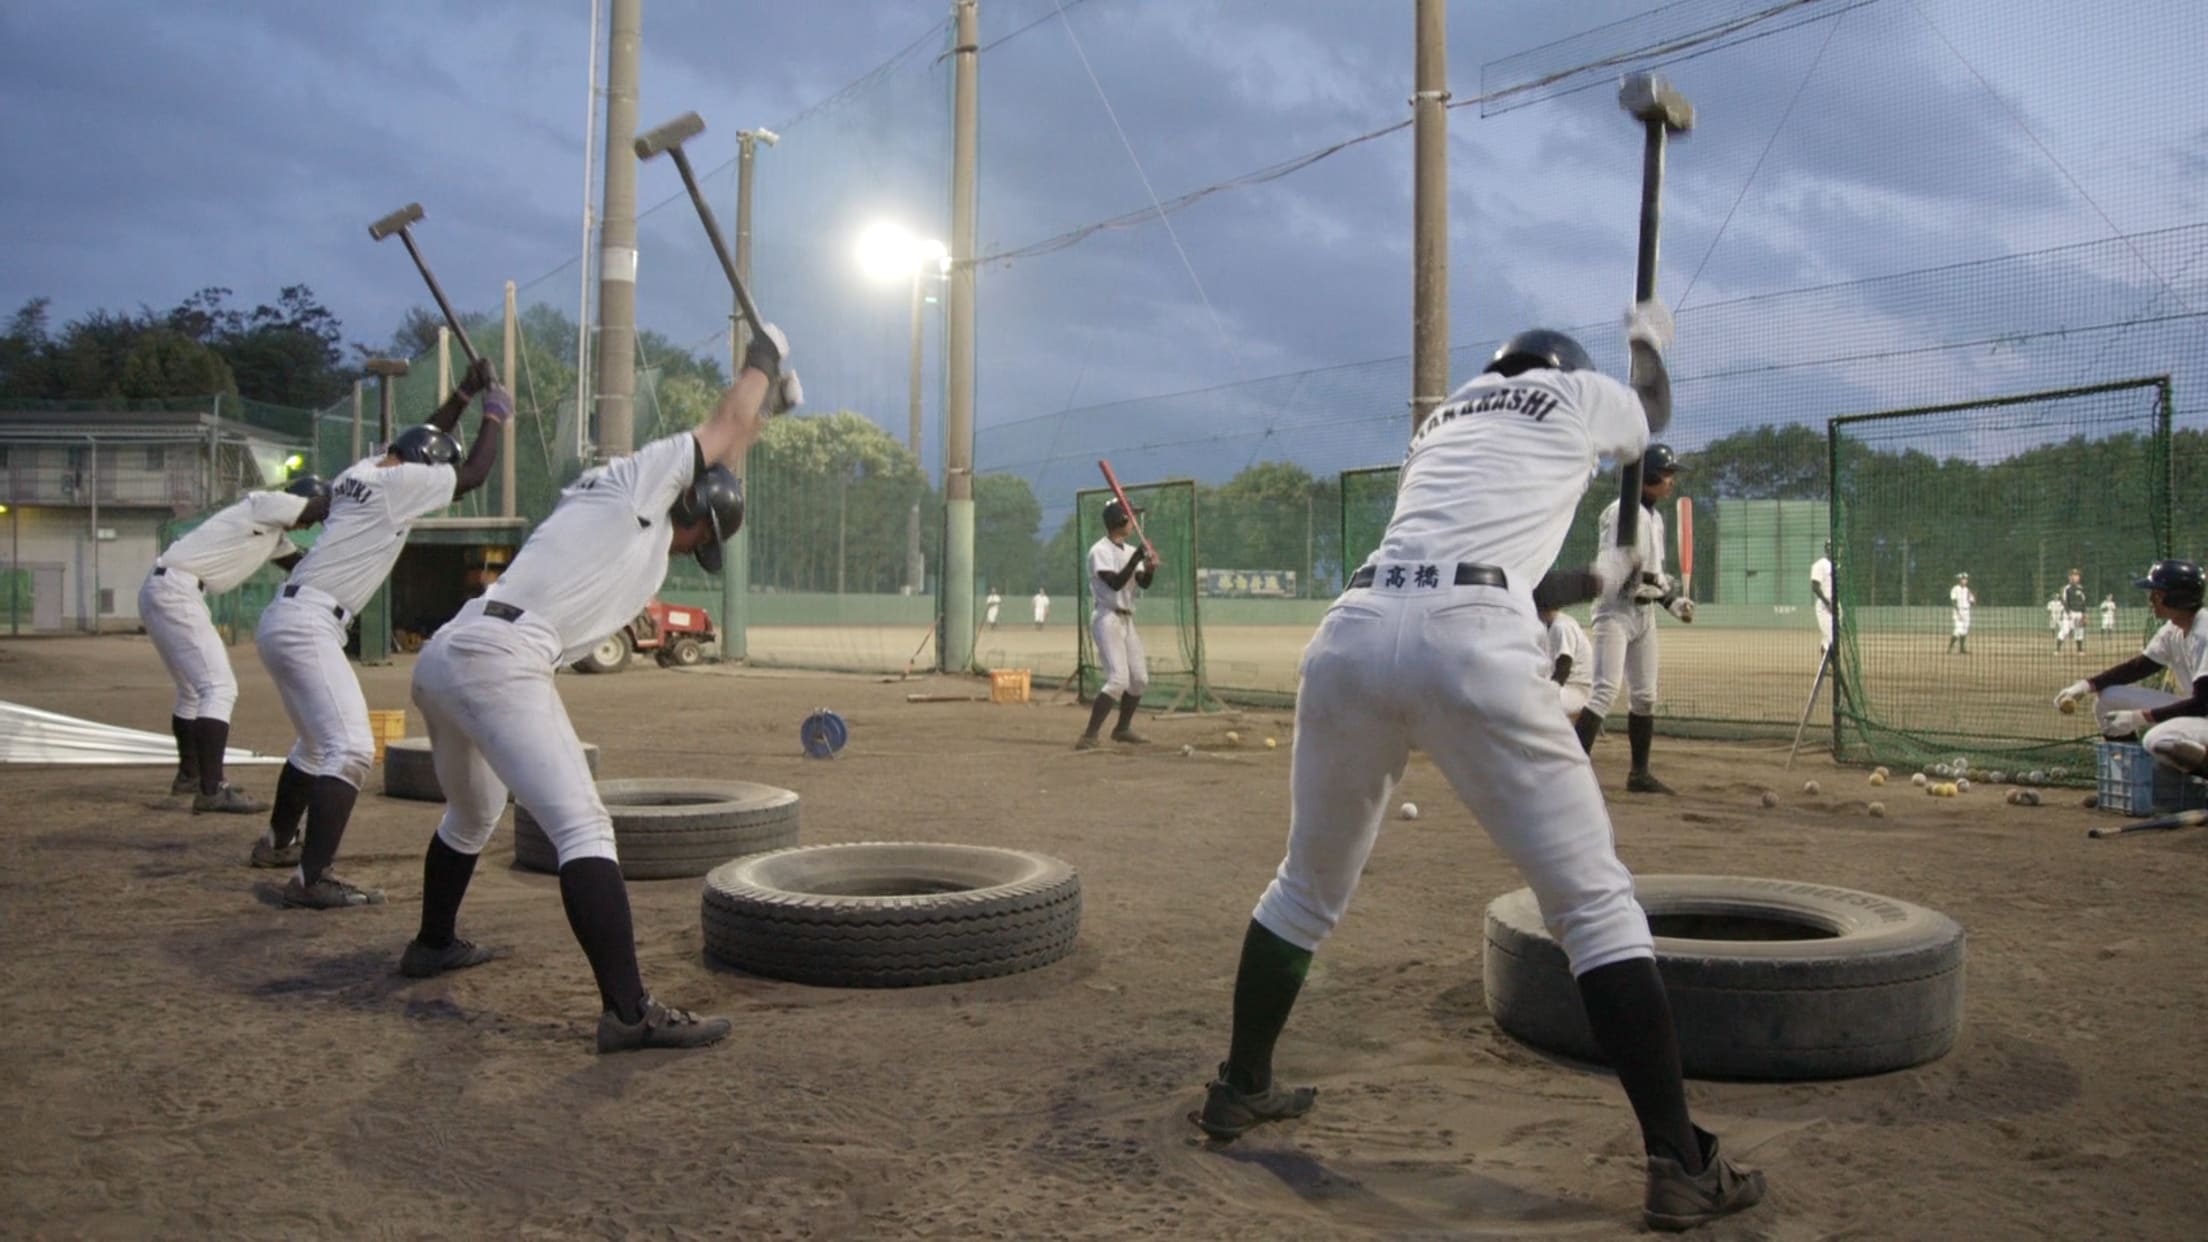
[
  {"xmin": 2060, "ymin": 568, "xmax": 2089, "ymax": 655},
  {"xmin": 1947, "ymin": 572, "xmax": 1975, "ymax": 655},
  {"xmin": 2047, "ymin": 596, "xmax": 2065, "ymax": 648},
  {"xmin": 1809, "ymin": 542, "xmax": 1835, "ymax": 653},
  {"xmin": 985, "ymin": 589, "xmax": 1002, "ymax": 630},
  {"xmin": 1540, "ymin": 605, "xmax": 1595, "ymax": 719},
  {"xmin": 1033, "ymin": 587, "xmax": 1050, "ymax": 630},
  {"xmin": 2055, "ymin": 560, "xmax": 2208, "ymax": 774},
  {"xmin": 2102, "ymin": 594, "xmax": 2118, "ymax": 635}
]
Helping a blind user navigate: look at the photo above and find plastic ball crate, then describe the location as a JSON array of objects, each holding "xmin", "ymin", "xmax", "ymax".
[{"xmin": 2096, "ymin": 739, "xmax": 2208, "ymax": 817}]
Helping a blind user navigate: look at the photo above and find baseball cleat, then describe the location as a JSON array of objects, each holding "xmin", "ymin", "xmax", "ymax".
[
  {"xmin": 1110, "ymin": 729, "xmax": 1152, "ymax": 746},
  {"xmin": 1073, "ymin": 735, "xmax": 1102, "ymax": 751},
  {"xmin": 1190, "ymin": 1064, "xmax": 1317, "ymax": 1141},
  {"xmin": 171, "ymin": 772, "xmax": 199, "ymax": 796},
  {"xmin": 1626, "ymin": 770, "xmax": 1677, "ymax": 795},
  {"xmin": 1643, "ymin": 1126, "xmax": 1766, "ymax": 1231},
  {"xmin": 192, "ymin": 783, "xmax": 269, "ymax": 815},
  {"xmin": 398, "ymin": 937, "xmax": 502, "ymax": 979},
  {"xmin": 596, "ymin": 998, "xmax": 732, "ymax": 1054},
  {"xmin": 282, "ymin": 874, "xmax": 385, "ymax": 910},
  {"xmin": 250, "ymin": 832, "xmax": 302, "ymax": 869}
]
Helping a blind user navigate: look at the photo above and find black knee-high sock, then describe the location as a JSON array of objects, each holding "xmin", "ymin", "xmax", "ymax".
[
  {"xmin": 1575, "ymin": 709, "xmax": 1604, "ymax": 754},
  {"xmin": 416, "ymin": 836, "xmax": 480, "ymax": 949},
  {"xmin": 297, "ymin": 776, "xmax": 359, "ymax": 884},
  {"xmin": 1115, "ymin": 694, "xmax": 1141, "ymax": 734},
  {"xmin": 1576, "ymin": 957, "xmax": 1702, "ymax": 1171},
  {"xmin": 191, "ymin": 718, "xmax": 230, "ymax": 796},
  {"xmin": 1628, "ymin": 713, "xmax": 1657, "ymax": 773},
  {"xmin": 558, "ymin": 857, "xmax": 647, "ymax": 1022},
  {"xmin": 173, "ymin": 716, "xmax": 198, "ymax": 783},
  {"xmin": 1083, "ymin": 693, "xmax": 1117, "ymax": 739},
  {"xmin": 1223, "ymin": 920, "xmax": 1314, "ymax": 1094},
  {"xmin": 268, "ymin": 761, "xmax": 313, "ymax": 843}
]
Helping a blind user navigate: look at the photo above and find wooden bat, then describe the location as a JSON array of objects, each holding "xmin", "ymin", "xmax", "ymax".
[
  {"xmin": 2088, "ymin": 809, "xmax": 2208, "ymax": 838},
  {"xmin": 905, "ymin": 693, "xmax": 989, "ymax": 703},
  {"xmin": 1096, "ymin": 459, "xmax": 1158, "ymax": 564},
  {"xmin": 1676, "ymin": 496, "xmax": 1694, "ymax": 599}
]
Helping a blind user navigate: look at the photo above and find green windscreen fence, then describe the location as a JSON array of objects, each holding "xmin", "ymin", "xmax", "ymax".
[
  {"xmin": 1830, "ymin": 378, "xmax": 2173, "ymax": 779},
  {"xmin": 1073, "ymin": 481, "xmax": 1209, "ymax": 710}
]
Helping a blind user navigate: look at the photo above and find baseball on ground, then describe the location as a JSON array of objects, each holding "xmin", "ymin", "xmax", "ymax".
[
  {"xmin": 1225, "ymin": 730, "xmax": 1242, "ymax": 745},
  {"xmin": 1956, "ymin": 778, "xmax": 1971, "ymax": 793},
  {"xmin": 1759, "ymin": 790, "xmax": 1779, "ymax": 808},
  {"xmin": 1181, "ymin": 744, "xmax": 1194, "ymax": 757},
  {"xmin": 1868, "ymin": 801, "xmax": 1887, "ymax": 817},
  {"xmin": 1265, "ymin": 737, "xmax": 1277, "ymax": 750},
  {"xmin": 1912, "ymin": 772, "xmax": 1929, "ymax": 787},
  {"xmin": 1803, "ymin": 780, "xmax": 1822, "ymax": 795},
  {"xmin": 1868, "ymin": 772, "xmax": 1887, "ymax": 786},
  {"xmin": 1398, "ymin": 801, "xmax": 1419, "ymax": 821}
]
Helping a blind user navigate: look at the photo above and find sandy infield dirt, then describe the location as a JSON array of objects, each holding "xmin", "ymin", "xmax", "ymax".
[{"xmin": 2, "ymin": 635, "xmax": 2204, "ymax": 1239}]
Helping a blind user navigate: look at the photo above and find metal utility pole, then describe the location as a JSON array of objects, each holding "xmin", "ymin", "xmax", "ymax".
[
  {"xmin": 594, "ymin": 0, "xmax": 642, "ymax": 456},
  {"xmin": 907, "ymin": 267, "xmax": 926, "ymax": 595},
  {"xmin": 366, "ymin": 359, "xmax": 410, "ymax": 447},
  {"xmin": 720, "ymin": 126, "xmax": 775, "ymax": 663},
  {"xmin": 85, "ymin": 437, "xmax": 98, "ymax": 634},
  {"xmin": 1410, "ymin": 0, "xmax": 1450, "ymax": 432},
  {"xmin": 351, "ymin": 379, "xmax": 364, "ymax": 460},
  {"xmin": 501, "ymin": 281, "xmax": 518, "ymax": 517},
  {"xmin": 942, "ymin": 0, "xmax": 980, "ymax": 672}
]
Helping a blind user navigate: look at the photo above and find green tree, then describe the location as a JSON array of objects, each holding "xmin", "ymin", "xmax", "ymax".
[
  {"xmin": 746, "ymin": 411, "xmax": 926, "ymax": 593},
  {"xmin": 974, "ymin": 472, "xmax": 1043, "ymax": 594},
  {"xmin": 1039, "ymin": 510, "xmax": 1084, "ymax": 598},
  {"xmin": 1199, "ymin": 461, "xmax": 1342, "ymax": 595},
  {"xmin": 118, "ymin": 330, "xmax": 237, "ymax": 399}
]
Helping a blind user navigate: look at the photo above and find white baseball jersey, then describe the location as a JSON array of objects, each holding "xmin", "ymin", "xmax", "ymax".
[
  {"xmin": 288, "ymin": 458, "xmax": 456, "ymax": 614},
  {"xmin": 1033, "ymin": 591, "xmax": 1050, "ymax": 623},
  {"xmin": 160, "ymin": 491, "xmax": 309, "ymax": 593},
  {"xmin": 2143, "ymin": 610, "xmax": 2208, "ymax": 684},
  {"xmin": 1810, "ymin": 557, "xmax": 1833, "ymax": 611},
  {"xmin": 483, "ymin": 432, "xmax": 698, "ymax": 667},
  {"xmin": 1950, "ymin": 583, "xmax": 1974, "ymax": 617},
  {"xmin": 1374, "ymin": 368, "xmax": 1647, "ymax": 595},
  {"xmin": 1544, "ymin": 612, "xmax": 1594, "ymax": 695},
  {"xmin": 1592, "ymin": 500, "xmax": 1668, "ymax": 620},
  {"xmin": 2102, "ymin": 600, "xmax": 2118, "ymax": 629},
  {"xmin": 985, "ymin": 592, "xmax": 1002, "ymax": 622},
  {"xmin": 1089, "ymin": 538, "xmax": 1144, "ymax": 615}
]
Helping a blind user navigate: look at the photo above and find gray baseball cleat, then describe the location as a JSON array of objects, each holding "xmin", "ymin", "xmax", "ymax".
[
  {"xmin": 596, "ymin": 998, "xmax": 732, "ymax": 1054},
  {"xmin": 1190, "ymin": 1064, "xmax": 1317, "ymax": 1141},
  {"xmin": 1111, "ymin": 729, "xmax": 1152, "ymax": 745},
  {"xmin": 1073, "ymin": 735, "xmax": 1102, "ymax": 751},
  {"xmin": 250, "ymin": 832, "xmax": 302, "ymax": 870},
  {"xmin": 171, "ymin": 772, "xmax": 199, "ymax": 796},
  {"xmin": 398, "ymin": 937, "xmax": 501, "ymax": 979},
  {"xmin": 1643, "ymin": 1126, "xmax": 1767, "ymax": 1231},
  {"xmin": 192, "ymin": 783, "xmax": 268, "ymax": 815},
  {"xmin": 282, "ymin": 873, "xmax": 385, "ymax": 910}
]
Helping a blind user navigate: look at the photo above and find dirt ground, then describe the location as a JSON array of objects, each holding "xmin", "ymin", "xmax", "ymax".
[{"xmin": 3, "ymin": 635, "xmax": 2205, "ymax": 1240}]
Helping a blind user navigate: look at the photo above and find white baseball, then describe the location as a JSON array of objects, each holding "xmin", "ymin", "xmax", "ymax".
[
  {"xmin": 1398, "ymin": 801, "xmax": 1420, "ymax": 821},
  {"xmin": 1265, "ymin": 737, "xmax": 1278, "ymax": 750},
  {"xmin": 1956, "ymin": 778, "xmax": 1971, "ymax": 793},
  {"xmin": 1803, "ymin": 780, "xmax": 1821, "ymax": 795},
  {"xmin": 1911, "ymin": 772, "xmax": 1928, "ymax": 787},
  {"xmin": 1868, "ymin": 801, "xmax": 1886, "ymax": 817},
  {"xmin": 1759, "ymin": 790, "xmax": 1779, "ymax": 808},
  {"xmin": 1181, "ymin": 744, "xmax": 1194, "ymax": 757},
  {"xmin": 1868, "ymin": 772, "xmax": 1887, "ymax": 787},
  {"xmin": 1226, "ymin": 731, "xmax": 1242, "ymax": 745}
]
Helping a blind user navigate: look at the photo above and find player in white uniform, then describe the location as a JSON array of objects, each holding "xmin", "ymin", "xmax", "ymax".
[
  {"xmin": 1578, "ymin": 443, "xmax": 1695, "ymax": 794},
  {"xmin": 1192, "ymin": 313, "xmax": 1766, "ymax": 1231},
  {"xmin": 984, "ymin": 590, "xmax": 1002, "ymax": 630},
  {"xmin": 2047, "ymin": 597, "xmax": 2065, "ymax": 643},
  {"xmin": 1809, "ymin": 543, "xmax": 1835, "ymax": 653},
  {"xmin": 1947, "ymin": 573, "xmax": 1975, "ymax": 654},
  {"xmin": 1032, "ymin": 587, "xmax": 1050, "ymax": 630},
  {"xmin": 2102, "ymin": 594, "xmax": 2118, "ymax": 634},
  {"xmin": 2056, "ymin": 560, "xmax": 2208, "ymax": 774},
  {"xmin": 2060, "ymin": 568, "xmax": 2089, "ymax": 655},
  {"xmin": 398, "ymin": 326, "xmax": 800, "ymax": 1053},
  {"xmin": 142, "ymin": 476, "xmax": 330, "ymax": 812},
  {"xmin": 1539, "ymin": 604, "xmax": 1594, "ymax": 718},
  {"xmin": 248, "ymin": 361, "xmax": 506, "ymax": 909},
  {"xmin": 1077, "ymin": 501, "xmax": 1157, "ymax": 749}
]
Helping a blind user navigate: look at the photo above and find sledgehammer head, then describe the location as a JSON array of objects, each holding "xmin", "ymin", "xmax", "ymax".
[
  {"xmin": 1619, "ymin": 73, "xmax": 1694, "ymax": 133},
  {"xmin": 368, "ymin": 202, "xmax": 425, "ymax": 241},
  {"xmin": 635, "ymin": 112, "xmax": 705, "ymax": 160}
]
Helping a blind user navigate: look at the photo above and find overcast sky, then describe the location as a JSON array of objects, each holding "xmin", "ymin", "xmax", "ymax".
[{"xmin": 2, "ymin": 0, "xmax": 2202, "ymax": 498}]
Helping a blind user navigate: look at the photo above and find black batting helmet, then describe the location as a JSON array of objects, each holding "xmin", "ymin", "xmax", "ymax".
[
  {"xmin": 670, "ymin": 465, "xmax": 744, "ymax": 574},
  {"xmin": 1103, "ymin": 499, "xmax": 1142, "ymax": 530},
  {"xmin": 389, "ymin": 425, "xmax": 461, "ymax": 467},
  {"xmin": 282, "ymin": 474, "xmax": 330, "ymax": 504},
  {"xmin": 2134, "ymin": 559, "xmax": 2205, "ymax": 610},
  {"xmin": 1642, "ymin": 443, "xmax": 1681, "ymax": 479},
  {"xmin": 1483, "ymin": 329, "xmax": 1593, "ymax": 378}
]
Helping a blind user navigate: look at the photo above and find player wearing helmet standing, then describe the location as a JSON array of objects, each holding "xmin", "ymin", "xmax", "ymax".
[
  {"xmin": 142, "ymin": 474, "xmax": 332, "ymax": 813},
  {"xmin": 247, "ymin": 359, "xmax": 506, "ymax": 907},
  {"xmin": 1191, "ymin": 305, "xmax": 1767, "ymax": 1232},
  {"xmin": 398, "ymin": 327, "xmax": 800, "ymax": 1053},
  {"xmin": 1077, "ymin": 498, "xmax": 1159, "ymax": 750},
  {"xmin": 2055, "ymin": 559, "xmax": 2208, "ymax": 773},
  {"xmin": 1577, "ymin": 442, "xmax": 1694, "ymax": 793}
]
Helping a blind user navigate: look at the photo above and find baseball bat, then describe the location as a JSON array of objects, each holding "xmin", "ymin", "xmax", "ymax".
[
  {"xmin": 367, "ymin": 203, "xmax": 483, "ymax": 367},
  {"xmin": 2087, "ymin": 809, "xmax": 2207, "ymax": 838},
  {"xmin": 1096, "ymin": 459, "xmax": 1158, "ymax": 564},
  {"xmin": 634, "ymin": 112, "xmax": 777, "ymax": 368},
  {"xmin": 1676, "ymin": 496, "xmax": 1694, "ymax": 599},
  {"xmin": 1611, "ymin": 74, "xmax": 1695, "ymax": 568}
]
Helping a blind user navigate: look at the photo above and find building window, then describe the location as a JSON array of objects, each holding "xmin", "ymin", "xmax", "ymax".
[
  {"xmin": 145, "ymin": 446, "xmax": 165, "ymax": 471},
  {"xmin": 99, "ymin": 588, "xmax": 116, "ymax": 615}
]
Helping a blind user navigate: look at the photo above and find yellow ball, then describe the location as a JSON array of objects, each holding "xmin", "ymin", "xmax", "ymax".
[
  {"xmin": 1265, "ymin": 737, "xmax": 1278, "ymax": 750},
  {"xmin": 1225, "ymin": 731, "xmax": 1241, "ymax": 745},
  {"xmin": 1868, "ymin": 801, "xmax": 1887, "ymax": 818},
  {"xmin": 1868, "ymin": 772, "xmax": 1887, "ymax": 787},
  {"xmin": 2059, "ymin": 698, "xmax": 2077, "ymax": 715}
]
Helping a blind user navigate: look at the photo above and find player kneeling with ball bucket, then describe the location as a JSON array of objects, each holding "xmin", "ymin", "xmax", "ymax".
[
  {"xmin": 403, "ymin": 326, "xmax": 800, "ymax": 1053},
  {"xmin": 1192, "ymin": 305, "xmax": 1764, "ymax": 1230},
  {"xmin": 2055, "ymin": 559, "xmax": 2208, "ymax": 774}
]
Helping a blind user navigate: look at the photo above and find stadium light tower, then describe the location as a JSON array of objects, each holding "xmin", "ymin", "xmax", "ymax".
[{"xmin": 856, "ymin": 222, "xmax": 949, "ymax": 595}]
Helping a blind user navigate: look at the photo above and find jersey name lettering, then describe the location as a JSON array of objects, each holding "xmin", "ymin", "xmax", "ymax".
[
  {"xmin": 1409, "ymin": 384, "xmax": 1559, "ymax": 448},
  {"xmin": 333, "ymin": 476, "xmax": 377, "ymax": 505}
]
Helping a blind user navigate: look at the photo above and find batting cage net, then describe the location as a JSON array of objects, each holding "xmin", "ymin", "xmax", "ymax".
[
  {"xmin": 1072, "ymin": 480, "xmax": 1208, "ymax": 710},
  {"xmin": 1828, "ymin": 378, "xmax": 2173, "ymax": 780}
]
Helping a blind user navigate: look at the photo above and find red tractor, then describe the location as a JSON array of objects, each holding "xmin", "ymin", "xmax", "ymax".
[{"xmin": 572, "ymin": 598, "xmax": 715, "ymax": 673}]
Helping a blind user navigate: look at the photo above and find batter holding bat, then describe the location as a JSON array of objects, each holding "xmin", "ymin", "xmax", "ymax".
[
  {"xmin": 249, "ymin": 359, "xmax": 505, "ymax": 907},
  {"xmin": 142, "ymin": 475, "xmax": 330, "ymax": 812},
  {"xmin": 1076, "ymin": 497, "xmax": 1157, "ymax": 749},
  {"xmin": 1191, "ymin": 307, "xmax": 1764, "ymax": 1230},
  {"xmin": 2055, "ymin": 559, "xmax": 2208, "ymax": 773}
]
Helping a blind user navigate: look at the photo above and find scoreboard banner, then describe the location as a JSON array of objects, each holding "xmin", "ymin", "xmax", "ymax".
[{"xmin": 1200, "ymin": 569, "xmax": 1297, "ymax": 598}]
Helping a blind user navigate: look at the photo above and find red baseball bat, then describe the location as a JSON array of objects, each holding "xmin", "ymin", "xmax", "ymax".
[
  {"xmin": 1096, "ymin": 459, "xmax": 1157, "ymax": 563},
  {"xmin": 1676, "ymin": 497, "xmax": 1694, "ymax": 598}
]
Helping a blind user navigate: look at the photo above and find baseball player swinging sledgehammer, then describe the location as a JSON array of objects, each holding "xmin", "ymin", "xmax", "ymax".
[
  {"xmin": 397, "ymin": 326, "xmax": 801, "ymax": 1052},
  {"xmin": 1192, "ymin": 306, "xmax": 1765, "ymax": 1231}
]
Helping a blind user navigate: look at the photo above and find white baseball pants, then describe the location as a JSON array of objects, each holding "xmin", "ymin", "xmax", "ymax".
[
  {"xmin": 1252, "ymin": 585, "xmax": 1654, "ymax": 976},
  {"xmin": 1091, "ymin": 610, "xmax": 1149, "ymax": 699},
  {"xmin": 1587, "ymin": 606, "xmax": 1659, "ymax": 717},
  {"xmin": 255, "ymin": 588, "xmax": 374, "ymax": 788},
  {"xmin": 2097, "ymin": 685, "xmax": 2208, "ymax": 768},
  {"xmin": 1558, "ymin": 683, "xmax": 1592, "ymax": 719},
  {"xmin": 1952, "ymin": 613, "xmax": 1971, "ymax": 638},
  {"xmin": 412, "ymin": 611, "xmax": 617, "ymax": 866},
  {"xmin": 140, "ymin": 569, "xmax": 238, "ymax": 721}
]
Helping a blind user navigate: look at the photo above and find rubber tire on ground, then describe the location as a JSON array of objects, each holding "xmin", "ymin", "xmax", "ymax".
[
  {"xmin": 702, "ymin": 842, "xmax": 1081, "ymax": 987},
  {"xmin": 669, "ymin": 636, "xmax": 704, "ymax": 666},
  {"xmin": 573, "ymin": 631, "xmax": 632, "ymax": 674},
  {"xmin": 1483, "ymin": 875, "xmax": 1965, "ymax": 1081},
  {"xmin": 381, "ymin": 737, "xmax": 601, "ymax": 802},
  {"xmin": 512, "ymin": 778, "xmax": 798, "ymax": 879}
]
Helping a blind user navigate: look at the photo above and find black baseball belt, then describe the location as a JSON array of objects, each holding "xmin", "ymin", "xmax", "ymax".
[
  {"xmin": 152, "ymin": 564, "xmax": 204, "ymax": 592},
  {"xmin": 1348, "ymin": 562, "xmax": 1508, "ymax": 590},
  {"xmin": 483, "ymin": 600, "xmax": 526, "ymax": 623},
  {"xmin": 281, "ymin": 583, "xmax": 349, "ymax": 622}
]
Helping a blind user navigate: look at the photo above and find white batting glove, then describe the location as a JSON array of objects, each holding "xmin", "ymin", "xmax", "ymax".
[
  {"xmin": 2104, "ymin": 709, "xmax": 2152, "ymax": 739},
  {"xmin": 1631, "ymin": 572, "xmax": 1668, "ymax": 604},
  {"xmin": 1667, "ymin": 596, "xmax": 1696, "ymax": 623},
  {"xmin": 770, "ymin": 368, "xmax": 803, "ymax": 416},
  {"xmin": 1593, "ymin": 545, "xmax": 1640, "ymax": 597},
  {"xmin": 1624, "ymin": 299, "xmax": 1675, "ymax": 351},
  {"xmin": 2054, "ymin": 680, "xmax": 2093, "ymax": 714}
]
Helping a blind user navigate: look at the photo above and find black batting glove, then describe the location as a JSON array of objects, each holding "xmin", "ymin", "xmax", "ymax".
[{"xmin": 459, "ymin": 356, "xmax": 499, "ymax": 398}]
